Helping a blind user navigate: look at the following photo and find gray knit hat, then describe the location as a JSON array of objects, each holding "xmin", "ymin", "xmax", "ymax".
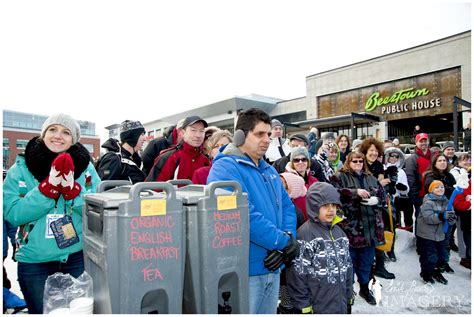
[
  {"xmin": 442, "ymin": 141, "xmax": 455, "ymax": 151},
  {"xmin": 41, "ymin": 113, "xmax": 81, "ymax": 144},
  {"xmin": 271, "ymin": 119, "xmax": 283, "ymax": 128},
  {"xmin": 290, "ymin": 146, "xmax": 310, "ymax": 161}
]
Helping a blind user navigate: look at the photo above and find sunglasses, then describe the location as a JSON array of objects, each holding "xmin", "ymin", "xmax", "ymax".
[
  {"xmin": 389, "ymin": 154, "xmax": 399, "ymax": 158},
  {"xmin": 292, "ymin": 158, "xmax": 308, "ymax": 163},
  {"xmin": 351, "ymin": 160, "xmax": 364, "ymax": 164}
]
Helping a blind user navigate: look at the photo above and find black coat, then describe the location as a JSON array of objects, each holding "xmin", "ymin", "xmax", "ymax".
[
  {"xmin": 141, "ymin": 131, "xmax": 175, "ymax": 176},
  {"xmin": 331, "ymin": 171, "xmax": 386, "ymax": 248},
  {"xmin": 97, "ymin": 138, "xmax": 145, "ymax": 184}
]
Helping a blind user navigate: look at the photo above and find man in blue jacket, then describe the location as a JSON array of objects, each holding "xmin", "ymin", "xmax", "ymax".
[{"xmin": 208, "ymin": 108, "xmax": 298, "ymax": 314}]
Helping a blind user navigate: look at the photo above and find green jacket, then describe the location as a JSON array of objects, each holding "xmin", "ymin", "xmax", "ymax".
[{"xmin": 3, "ymin": 155, "xmax": 101, "ymax": 263}]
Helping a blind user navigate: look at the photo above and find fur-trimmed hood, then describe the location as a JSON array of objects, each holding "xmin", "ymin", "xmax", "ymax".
[{"xmin": 384, "ymin": 147, "xmax": 406, "ymax": 168}]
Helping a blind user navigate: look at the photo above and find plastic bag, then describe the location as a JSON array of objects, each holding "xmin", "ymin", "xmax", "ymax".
[{"xmin": 43, "ymin": 271, "xmax": 93, "ymax": 314}]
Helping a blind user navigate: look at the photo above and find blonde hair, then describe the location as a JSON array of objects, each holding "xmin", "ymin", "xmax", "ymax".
[{"xmin": 205, "ymin": 129, "xmax": 233, "ymax": 156}]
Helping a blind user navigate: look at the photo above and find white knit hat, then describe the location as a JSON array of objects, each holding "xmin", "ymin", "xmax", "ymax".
[{"xmin": 41, "ymin": 113, "xmax": 81, "ymax": 144}]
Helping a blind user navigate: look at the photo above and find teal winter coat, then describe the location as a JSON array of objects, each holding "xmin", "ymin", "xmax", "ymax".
[{"xmin": 3, "ymin": 142, "xmax": 101, "ymax": 263}]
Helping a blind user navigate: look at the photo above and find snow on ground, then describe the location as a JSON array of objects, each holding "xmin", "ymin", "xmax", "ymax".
[
  {"xmin": 352, "ymin": 229, "xmax": 471, "ymax": 314},
  {"xmin": 3, "ymin": 229, "xmax": 471, "ymax": 314}
]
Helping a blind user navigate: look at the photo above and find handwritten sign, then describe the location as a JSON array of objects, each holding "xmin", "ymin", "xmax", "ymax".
[
  {"xmin": 212, "ymin": 210, "xmax": 242, "ymax": 249},
  {"xmin": 129, "ymin": 215, "xmax": 180, "ymax": 282},
  {"xmin": 141, "ymin": 199, "xmax": 167, "ymax": 217},
  {"xmin": 217, "ymin": 196, "xmax": 237, "ymax": 211}
]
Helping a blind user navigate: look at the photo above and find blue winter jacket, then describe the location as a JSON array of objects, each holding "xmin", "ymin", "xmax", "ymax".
[{"xmin": 207, "ymin": 143, "xmax": 297, "ymax": 276}]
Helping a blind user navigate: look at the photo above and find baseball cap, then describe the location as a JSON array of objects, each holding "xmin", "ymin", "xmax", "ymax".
[
  {"xmin": 181, "ymin": 116, "xmax": 208, "ymax": 129},
  {"xmin": 415, "ymin": 133, "xmax": 429, "ymax": 143}
]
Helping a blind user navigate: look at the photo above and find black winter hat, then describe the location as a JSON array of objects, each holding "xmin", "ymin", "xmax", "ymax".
[
  {"xmin": 315, "ymin": 139, "xmax": 324, "ymax": 154},
  {"xmin": 120, "ymin": 120, "xmax": 145, "ymax": 148}
]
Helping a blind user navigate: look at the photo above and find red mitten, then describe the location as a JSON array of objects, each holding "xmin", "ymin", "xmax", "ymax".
[
  {"xmin": 57, "ymin": 153, "xmax": 82, "ymax": 200},
  {"xmin": 38, "ymin": 155, "xmax": 63, "ymax": 199}
]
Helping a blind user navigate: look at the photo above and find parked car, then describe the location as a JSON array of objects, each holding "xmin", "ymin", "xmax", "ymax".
[{"xmin": 399, "ymin": 144, "xmax": 416, "ymax": 154}]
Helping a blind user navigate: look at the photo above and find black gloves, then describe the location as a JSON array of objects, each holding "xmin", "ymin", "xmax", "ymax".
[
  {"xmin": 438, "ymin": 211, "xmax": 456, "ymax": 222},
  {"xmin": 395, "ymin": 183, "xmax": 408, "ymax": 191},
  {"xmin": 282, "ymin": 233, "xmax": 300, "ymax": 267},
  {"xmin": 446, "ymin": 211, "xmax": 456, "ymax": 224},
  {"xmin": 263, "ymin": 233, "xmax": 300, "ymax": 271},
  {"xmin": 263, "ymin": 250, "xmax": 283, "ymax": 272}
]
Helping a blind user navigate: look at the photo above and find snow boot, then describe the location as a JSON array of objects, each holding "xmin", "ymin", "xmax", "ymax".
[
  {"xmin": 387, "ymin": 251, "xmax": 397, "ymax": 262},
  {"xmin": 358, "ymin": 283, "xmax": 376, "ymax": 305},
  {"xmin": 432, "ymin": 269, "xmax": 448, "ymax": 285},
  {"xmin": 450, "ymin": 243, "xmax": 459, "ymax": 252},
  {"xmin": 460, "ymin": 258, "xmax": 471, "ymax": 269},
  {"xmin": 439, "ymin": 263, "xmax": 455, "ymax": 274},
  {"xmin": 420, "ymin": 271, "xmax": 435, "ymax": 284},
  {"xmin": 374, "ymin": 256, "xmax": 395, "ymax": 279}
]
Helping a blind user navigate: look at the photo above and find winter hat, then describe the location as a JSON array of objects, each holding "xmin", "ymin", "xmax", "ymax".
[
  {"xmin": 321, "ymin": 132, "xmax": 336, "ymax": 142},
  {"xmin": 315, "ymin": 139, "xmax": 324, "ymax": 154},
  {"xmin": 289, "ymin": 133, "xmax": 309, "ymax": 146},
  {"xmin": 120, "ymin": 120, "xmax": 145, "ymax": 147},
  {"xmin": 415, "ymin": 133, "xmax": 429, "ymax": 143},
  {"xmin": 41, "ymin": 113, "xmax": 81, "ymax": 144},
  {"xmin": 271, "ymin": 119, "xmax": 283, "ymax": 128},
  {"xmin": 306, "ymin": 182, "xmax": 341, "ymax": 218},
  {"xmin": 428, "ymin": 180, "xmax": 444, "ymax": 193},
  {"xmin": 392, "ymin": 138, "xmax": 400, "ymax": 146},
  {"xmin": 290, "ymin": 146, "xmax": 310, "ymax": 161},
  {"xmin": 280, "ymin": 173, "xmax": 307, "ymax": 199},
  {"xmin": 352, "ymin": 139, "xmax": 363, "ymax": 150},
  {"xmin": 442, "ymin": 141, "xmax": 455, "ymax": 152}
]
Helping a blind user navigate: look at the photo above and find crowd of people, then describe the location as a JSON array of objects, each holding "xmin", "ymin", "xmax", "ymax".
[{"xmin": 2, "ymin": 110, "xmax": 471, "ymax": 314}]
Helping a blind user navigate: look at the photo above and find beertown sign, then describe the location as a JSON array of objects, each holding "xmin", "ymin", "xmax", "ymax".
[
  {"xmin": 365, "ymin": 87, "xmax": 441, "ymax": 114},
  {"xmin": 316, "ymin": 67, "xmax": 460, "ymax": 121}
]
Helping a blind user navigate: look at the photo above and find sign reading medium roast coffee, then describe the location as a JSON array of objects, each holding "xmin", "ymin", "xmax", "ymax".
[{"xmin": 317, "ymin": 67, "xmax": 461, "ymax": 121}]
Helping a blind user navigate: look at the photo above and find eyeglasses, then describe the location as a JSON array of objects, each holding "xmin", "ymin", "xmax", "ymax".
[
  {"xmin": 389, "ymin": 154, "xmax": 399, "ymax": 158},
  {"xmin": 292, "ymin": 158, "xmax": 308, "ymax": 163},
  {"xmin": 351, "ymin": 160, "xmax": 364, "ymax": 164},
  {"xmin": 434, "ymin": 185, "xmax": 445, "ymax": 190}
]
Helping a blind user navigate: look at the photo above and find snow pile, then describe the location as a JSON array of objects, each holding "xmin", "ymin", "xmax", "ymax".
[{"xmin": 352, "ymin": 229, "xmax": 471, "ymax": 314}]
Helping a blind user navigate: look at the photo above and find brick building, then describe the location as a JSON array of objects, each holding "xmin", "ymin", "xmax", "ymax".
[{"xmin": 3, "ymin": 110, "xmax": 100, "ymax": 169}]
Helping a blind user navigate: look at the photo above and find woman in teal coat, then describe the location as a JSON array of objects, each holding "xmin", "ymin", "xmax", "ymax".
[{"xmin": 3, "ymin": 113, "xmax": 101, "ymax": 313}]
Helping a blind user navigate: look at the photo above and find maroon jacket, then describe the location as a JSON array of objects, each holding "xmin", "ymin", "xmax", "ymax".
[
  {"xmin": 192, "ymin": 166, "xmax": 211, "ymax": 185},
  {"xmin": 145, "ymin": 142, "xmax": 211, "ymax": 182}
]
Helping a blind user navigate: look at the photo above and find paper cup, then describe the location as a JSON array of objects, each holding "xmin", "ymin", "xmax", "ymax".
[
  {"xmin": 49, "ymin": 307, "xmax": 71, "ymax": 314},
  {"xmin": 69, "ymin": 297, "xmax": 93, "ymax": 314}
]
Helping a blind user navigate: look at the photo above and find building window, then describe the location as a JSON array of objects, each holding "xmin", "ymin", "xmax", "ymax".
[
  {"xmin": 3, "ymin": 138, "xmax": 10, "ymax": 147},
  {"xmin": 83, "ymin": 144, "xmax": 94, "ymax": 153},
  {"xmin": 16, "ymin": 139, "xmax": 29, "ymax": 149},
  {"xmin": 3, "ymin": 147, "xmax": 9, "ymax": 170}
]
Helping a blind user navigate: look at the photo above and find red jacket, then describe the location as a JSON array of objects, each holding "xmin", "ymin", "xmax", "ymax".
[
  {"xmin": 145, "ymin": 142, "xmax": 211, "ymax": 182},
  {"xmin": 192, "ymin": 166, "xmax": 211, "ymax": 185},
  {"xmin": 454, "ymin": 183, "xmax": 471, "ymax": 213},
  {"xmin": 453, "ymin": 183, "xmax": 471, "ymax": 232}
]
